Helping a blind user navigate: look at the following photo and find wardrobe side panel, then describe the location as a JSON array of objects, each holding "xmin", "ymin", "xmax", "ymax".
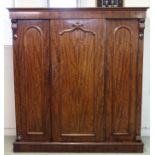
[
  {"xmin": 13, "ymin": 20, "xmax": 51, "ymax": 141},
  {"xmin": 105, "ymin": 20, "xmax": 139, "ymax": 141}
]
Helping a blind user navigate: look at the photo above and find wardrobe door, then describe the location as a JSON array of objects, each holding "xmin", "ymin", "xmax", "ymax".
[
  {"xmin": 14, "ymin": 20, "xmax": 51, "ymax": 141},
  {"xmin": 50, "ymin": 19, "xmax": 105, "ymax": 142},
  {"xmin": 105, "ymin": 20, "xmax": 139, "ymax": 141}
]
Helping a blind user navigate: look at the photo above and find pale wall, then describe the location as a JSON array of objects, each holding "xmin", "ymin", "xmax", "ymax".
[{"xmin": 4, "ymin": 0, "xmax": 150, "ymax": 136}]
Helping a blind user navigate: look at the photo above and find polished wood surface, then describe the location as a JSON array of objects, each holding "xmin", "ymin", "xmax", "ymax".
[
  {"xmin": 8, "ymin": 8, "xmax": 148, "ymax": 19},
  {"xmin": 51, "ymin": 19, "xmax": 105, "ymax": 142},
  {"xmin": 13, "ymin": 141, "xmax": 143, "ymax": 152},
  {"xmin": 105, "ymin": 20, "xmax": 138, "ymax": 141},
  {"xmin": 13, "ymin": 20, "xmax": 51, "ymax": 141},
  {"xmin": 9, "ymin": 8, "xmax": 148, "ymax": 152}
]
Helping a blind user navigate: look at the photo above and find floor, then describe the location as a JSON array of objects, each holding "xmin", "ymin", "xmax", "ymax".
[{"xmin": 4, "ymin": 136, "xmax": 150, "ymax": 155}]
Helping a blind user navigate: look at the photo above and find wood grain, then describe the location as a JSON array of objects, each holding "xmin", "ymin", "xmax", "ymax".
[
  {"xmin": 51, "ymin": 19, "xmax": 105, "ymax": 142},
  {"xmin": 15, "ymin": 20, "xmax": 51, "ymax": 141},
  {"xmin": 105, "ymin": 20, "xmax": 139, "ymax": 141},
  {"xmin": 9, "ymin": 8, "xmax": 147, "ymax": 152},
  {"xmin": 8, "ymin": 8, "xmax": 148, "ymax": 20}
]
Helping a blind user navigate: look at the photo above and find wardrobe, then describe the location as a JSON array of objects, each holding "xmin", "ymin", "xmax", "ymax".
[{"xmin": 8, "ymin": 7, "xmax": 148, "ymax": 152}]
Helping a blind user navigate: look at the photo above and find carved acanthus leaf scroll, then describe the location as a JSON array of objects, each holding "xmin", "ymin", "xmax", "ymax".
[
  {"xmin": 11, "ymin": 19, "xmax": 18, "ymax": 40},
  {"xmin": 139, "ymin": 19, "xmax": 145, "ymax": 40}
]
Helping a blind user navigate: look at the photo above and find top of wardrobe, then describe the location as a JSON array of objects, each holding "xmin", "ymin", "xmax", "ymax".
[{"xmin": 8, "ymin": 7, "xmax": 148, "ymax": 19}]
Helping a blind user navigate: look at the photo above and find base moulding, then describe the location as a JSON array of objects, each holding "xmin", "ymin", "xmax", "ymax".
[{"xmin": 14, "ymin": 141, "xmax": 144, "ymax": 152}]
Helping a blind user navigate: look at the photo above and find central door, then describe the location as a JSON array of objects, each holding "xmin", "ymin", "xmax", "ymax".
[{"xmin": 50, "ymin": 19, "xmax": 105, "ymax": 142}]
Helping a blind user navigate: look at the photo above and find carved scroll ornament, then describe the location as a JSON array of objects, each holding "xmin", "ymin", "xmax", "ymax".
[
  {"xmin": 59, "ymin": 22, "xmax": 96, "ymax": 36},
  {"xmin": 11, "ymin": 19, "xmax": 18, "ymax": 40},
  {"xmin": 139, "ymin": 19, "xmax": 145, "ymax": 40}
]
